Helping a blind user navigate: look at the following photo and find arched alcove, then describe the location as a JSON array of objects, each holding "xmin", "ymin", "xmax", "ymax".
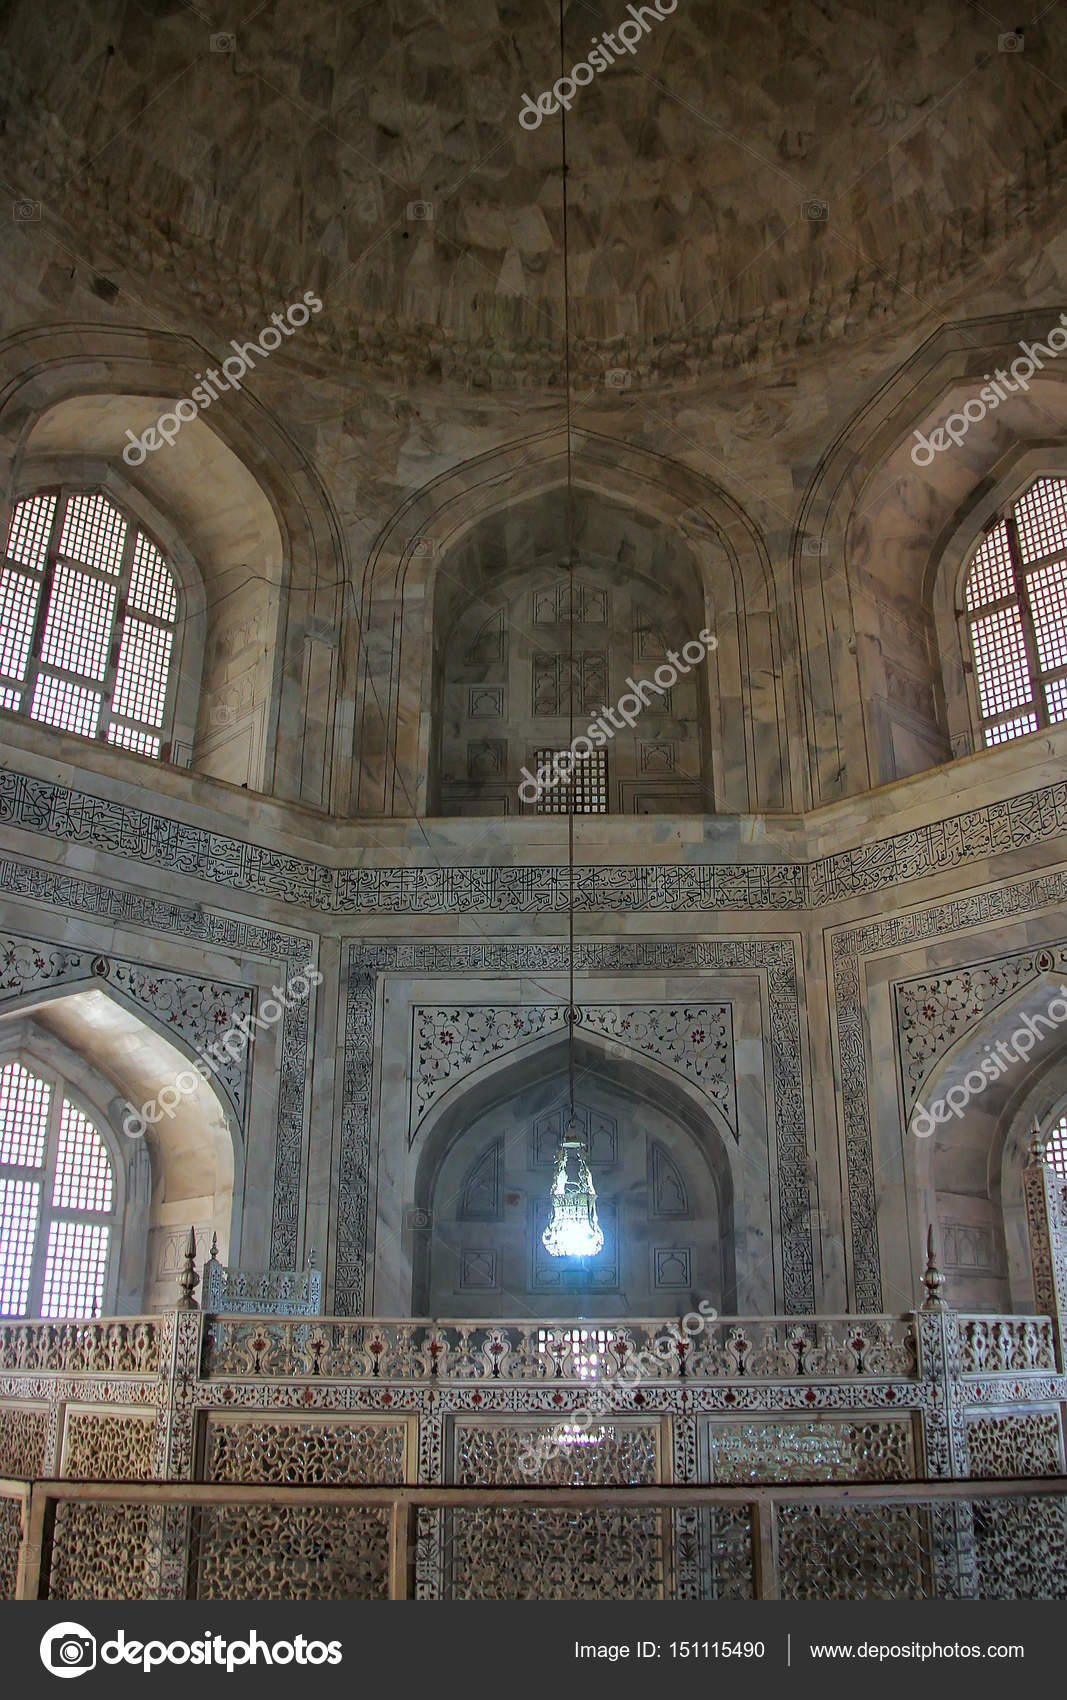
[
  {"xmin": 0, "ymin": 324, "xmax": 349, "ymax": 811},
  {"xmin": 0, "ymin": 983, "xmax": 240, "ymax": 1311},
  {"xmin": 351, "ymin": 428, "xmax": 796, "ymax": 816},
  {"xmin": 411, "ymin": 1036, "xmax": 737, "ymax": 1318},
  {"xmin": 996, "ymin": 1051, "xmax": 1067, "ymax": 1313},
  {"xmin": 908, "ymin": 974, "xmax": 1067, "ymax": 1311},
  {"xmin": 21, "ymin": 399, "xmax": 283, "ymax": 791},
  {"xmin": 431, "ymin": 486, "xmax": 715, "ymax": 814},
  {"xmin": 797, "ymin": 309, "xmax": 1067, "ymax": 798}
]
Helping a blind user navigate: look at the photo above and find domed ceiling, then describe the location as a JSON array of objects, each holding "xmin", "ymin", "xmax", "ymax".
[{"xmin": 3, "ymin": 0, "xmax": 1067, "ymax": 392}]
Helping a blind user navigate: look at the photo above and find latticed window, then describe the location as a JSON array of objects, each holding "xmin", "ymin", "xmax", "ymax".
[
  {"xmin": 533, "ymin": 747, "xmax": 608, "ymax": 814},
  {"xmin": 0, "ymin": 1061, "xmax": 116, "ymax": 1318},
  {"xmin": 1043, "ymin": 1112, "xmax": 1067, "ymax": 1181},
  {"xmin": 964, "ymin": 478, "xmax": 1067, "ymax": 746},
  {"xmin": 538, "ymin": 1327, "xmax": 612, "ymax": 1376},
  {"xmin": 0, "ymin": 489, "xmax": 179, "ymax": 757}
]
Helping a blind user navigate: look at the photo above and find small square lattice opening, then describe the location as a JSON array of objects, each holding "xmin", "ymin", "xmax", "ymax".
[{"xmin": 533, "ymin": 748, "xmax": 608, "ymax": 813}]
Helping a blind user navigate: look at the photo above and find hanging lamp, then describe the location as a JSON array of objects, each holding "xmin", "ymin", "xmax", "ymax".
[
  {"xmin": 541, "ymin": 0, "xmax": 603, "ymax": 1263},
  {"xmin": 542, "ymin": 1124, "xmax": 605, "ymax": 1258}
]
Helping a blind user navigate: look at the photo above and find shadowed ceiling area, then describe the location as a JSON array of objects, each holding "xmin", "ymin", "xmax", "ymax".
[{"xmin": 3, "ymin": 0, "xmax": 1066, "ymax": 391}]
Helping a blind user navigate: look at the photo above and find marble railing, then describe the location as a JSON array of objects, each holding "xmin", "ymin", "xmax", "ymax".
[
  {"xmin": 0, "ymin": 1319, "xmax": 161, "ymax": 1376},
  {"xmin": 200, "ymin": 1313, "xmax": 919, "ymax": 1381},
  {"xmin": 957, "ymin": 1314, "xmax": 1057, "ymax": 1375},
  {"xmin": 1, "ymin": 1309, "xmax": 1045, "ymax": 1386},
  {"xmin": 0, "ymin": 1308, "xmax": 1064, "ymax": 1507},
  {"xmin": 7, "ymin": 1477, "xmax": 1067, "ymax": 1601},
  {"xmin": 201, "ymin": 1260, "xmax": 322, "ymax": 1317}
]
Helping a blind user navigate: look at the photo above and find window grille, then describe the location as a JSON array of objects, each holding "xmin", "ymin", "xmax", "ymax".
[
  {"xmin": 0, "ymin": 488, "xmax": 179, "ymax": 758},
  {"xmin": 0, "ymin": 1060, "xmax": 116, "ymax": 1318},
  {"xmin": 1043, "ymin": 1113, "xmax": 1067, "ymax": 1182},
  {"xmin": 537, "ymin": 1327, "xmax": 613, "ymax": 1377},
  {"xmin": 533, "ymin": 747, "xmax": 608, "ymax": 813},
  {"xmin": 964, "ymin": 479, "xmax": 1067, "ymax": 745}
]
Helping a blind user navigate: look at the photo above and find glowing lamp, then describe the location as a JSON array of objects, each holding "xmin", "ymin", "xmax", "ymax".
[{"xmin": 541, "ymin": 1130, "xmax": 604, "ymax": 1259}]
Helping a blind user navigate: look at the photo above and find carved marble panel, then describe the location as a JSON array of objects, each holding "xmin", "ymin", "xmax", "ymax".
[
  {"xmin": 466, "ymin": 739, "xmax": 506, "ymax": 779},
  {"xmin": 62, "ymin": 1410, "xmax": 158, "ymax": 1482},
  {"xmin": 459, "ymin": 1141, "xmax": 502, "ymax": 1219},
  {"xmin": 410, "ymin": 1002, "xmax": 734, "ymax": 1138},
  {"xmin": 832, "ymin": 872, "xmax": 1067, "ymax": 1311},
  {"xmin": 957, "ymin": 1315, "xmax": 1055, "ymax": 1373},
  {"xmin": 451, "ymin": 1419, "xmax": 660, "ymax": 1486},
  {"xmin": 49, "ymin": 1501, "xmax": 155, "ymax": 1600},
  {"xmin": 464, "ymin": 608, "xmax": 506, "ymax": 664},
  {"xmin": 203, "ymin": 1415, "xmax": 408, "ymax": 1485},
  {"xmin": 653, "ymin": 1246, "xmax": 692, "ymax": 1288},
  {"xmin": 704, "ymin": 1417, "xmax": 915, "ymax": 1483},
  {"xmin": 972, "ymin": 1494, "xmax": 1067, "ymax": 1599},
  {"xmin": 639, "ymin": 740, "xmax": 677, "ymax": 774},
  {"xmin": 0, "ymin": 1320, "xmax": 161, "ymax": 1375},
  {"xmin": 651, "ymin": 1141, "xmax": 690, "ymax": 1215},
  {"xmin": 193, "ymin": 1504, "xmax": 390, "ymax": 1600},
  {"xmin": 457, "ymin": 1250, "xmax": 498, "ymax": 1291},
  {"xmin": 0, "ymin": 1403, "xmax": 48, "ymax": 1477},
  {"xmin": 941, "ymin": 1221, "xmax": 1000, "ymax": 1273},
  {"xmin": 468, "ymin": 686, "xmax": 504, "ymax": 719},
  {"xmin": 965, "ymin": 1410, "xmax": 1063, "ymax": 1480},
  {"xmin": 674, "ymin": 1505, "xmax": 755, "ymax": 1600},
  {"xmin": 894, "ymin": 944, "xmax": 1067, "ymax": 1110},
  {"xmin": 776, "ymin": 1503, "xmax": 933, "ymax": 1599},
  {"xmin": 442, "ymin": 1506, "xmax": 666, "ymax": 1599},
  {"xmin": 532, "ymin": 1105, "xmax": 616, "ymax": 1168},
  {"xmin": 0, "ymin": 933, "xmax": 254, "ymax": 1124},
  {"xmin": 0, "ymin": 1496, "xmax": 22, "ymax": 1600}
]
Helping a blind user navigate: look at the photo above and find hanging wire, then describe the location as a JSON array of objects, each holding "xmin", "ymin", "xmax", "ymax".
[{"xmin": 559, "ymin": 0, "xmax": 577, "ymax": 1125}]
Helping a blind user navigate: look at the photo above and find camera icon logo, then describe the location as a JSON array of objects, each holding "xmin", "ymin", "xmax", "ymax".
[
  {"xmin": 801, "ymin": 536, "xmax": 828, "ymax": 556},
  {"xmin": 605, "ymin": 368, "xmax": 632, "ymax": 389},
  {"xmin": 802, "ymin": 199, "xmax": 829, "ymax": 222},
  {"xmin": 998, "ymin": 31, "xmax": 1024, "ymax": 52},
  {"xmin": 411, "ymin": 538, "xmax": 435, "ymax": 557},
  {"xmin": 40, "ymin": 1623, "xmax": 97, "ymax": 1680},
  {"xmin": 210, "ymin": 32, "xmax": 236, "ymax": 52},
  {"xmin": 407, "ymin": 201, "xmax": 434, "ymax": 221},
  {"xmin": 12, "ymin": 200, "xmax": 41, "ymax": 221}
]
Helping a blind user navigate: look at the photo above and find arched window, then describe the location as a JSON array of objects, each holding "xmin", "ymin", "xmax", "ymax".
[
  {"xmin": 1043, "ymin": 1111, "xmax": 1067, "ymax": 1181},
  {"xmin": 0, "ymin": 1061, "xmax": 117, "ymax": 1318},
  {"xmin": 963, "ymin": 477, "xmax": 1067, "ymax": 746},
  {"xmin": 0, "ymin": 488, "xmax": 179, "ymax": 757}
]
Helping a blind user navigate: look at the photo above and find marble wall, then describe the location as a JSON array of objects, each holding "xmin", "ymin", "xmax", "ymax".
[
  {"xmin": 0, "ymin": 707, "xmax": 1062, "ymax": 1318},
  {"xmin": 3, "ymin": 0, "xmax": 1067, "ymax": 1320}
]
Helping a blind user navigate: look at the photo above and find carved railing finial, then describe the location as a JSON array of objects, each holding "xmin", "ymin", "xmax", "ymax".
[
  {"xmin": 307, "ymin": 1245, "xmax": 316, "ymax": 1269},
  {"xmin": 209, "ymin": 1232, "xmax": 220, "ymax": 1263},
  {"xmin": 1027, "ymin": 1117, "xmax": 1048, "ymax": 1167},
  {"xmin": 921, "ymin": 1224, "xmax": 947, "ymax": 1310},
  {"xmin": 177, "ymin": 1226, "xmax": 200, "ymax": 1311}
]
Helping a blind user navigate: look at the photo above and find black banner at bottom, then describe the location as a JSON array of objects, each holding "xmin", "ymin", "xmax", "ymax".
[{"xmin": 2, "ymin": 1601, "xmax": 1060, "ymax": 1698}]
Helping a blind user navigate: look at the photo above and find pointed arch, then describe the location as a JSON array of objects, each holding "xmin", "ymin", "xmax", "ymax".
[{"xmin": 348, "ymin": 428, "xmax": 798, "ymax": 815}]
